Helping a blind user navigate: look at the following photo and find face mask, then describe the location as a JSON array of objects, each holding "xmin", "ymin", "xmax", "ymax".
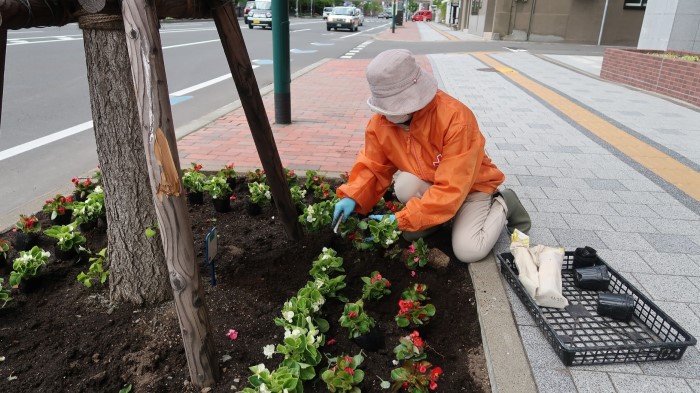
[{"xmin": 385, "ymin": 113, "xmax": 412, "ymax": 125}]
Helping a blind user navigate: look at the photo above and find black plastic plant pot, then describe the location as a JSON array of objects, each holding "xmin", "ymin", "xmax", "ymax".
[
  {"xmin": 212, "ymin": 198, "xmax": 231, "ymax": 213},
  {"xmin": 351, "ymin": 329, "xmax": 385, "ymax": 352},
  {"xmin": 226, "ymin": 177, "xmax": 237, "ymax": 190},
  {"xmin": 51, "ymin": 212, "xmax": 73, "ymax": 226},
  {"xmin": 597, "ymin": 293, "xmax": 635, "ymax": 322},
  {"xmin": 14, "ymin": 232, "xmax": 38, "ymax": 251},
  {"xmin": 187, "ymin": 191, "xmax": 204, "ymax": 205},
  {"xmin": 55, "ymin": 248, "xmax": 78, "ymax": 261},
  {"xmin": 79, "ymin": 221, "xmax": 97, "ymax": 232},
  {"xmin": 246, "ymin": 200, "xmax": 262, "ymax": 216},
  {"xmin": 73, "ymin": 191, "xmax": 87, "ymax": 203}
]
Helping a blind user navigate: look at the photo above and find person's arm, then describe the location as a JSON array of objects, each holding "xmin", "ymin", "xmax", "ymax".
[
  {"xmin": 395, "ymin": 111, "xmax": 486, "ymax": 232},
  {"xmin": 337, "ymin": 117, "xmax": 397, "ymax": 215}
]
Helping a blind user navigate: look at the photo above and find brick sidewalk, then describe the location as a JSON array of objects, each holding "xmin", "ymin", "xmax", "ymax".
[{"xmin": 177, "ymin": 21, "xmax": 430, "ymax": 175}]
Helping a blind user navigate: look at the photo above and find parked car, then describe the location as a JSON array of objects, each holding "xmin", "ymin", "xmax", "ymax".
[
  {"xmin": 411, "ymin": 9, "xmax": 433, "ymax": 21},
  {"xmin": 355, "ymin": 8, "xmax": 365, "ymax": 26},
  {"xmin": 326, "ymin": 6, "xmax": 360, "ymax": 32},
  {"xmin": 377, "ymin": 12, "xmax": 388, "ymax": 19},
  {"xmin": 323, "ymin": 7, "xmax": 334, "ymax": 20},
  {"xmin": 243, "ymin": 0, "xmax": 256, "ymax": 24},
  {"xmin": 248, "ymin": 0, "xmax": 272, "ymax": 29}
]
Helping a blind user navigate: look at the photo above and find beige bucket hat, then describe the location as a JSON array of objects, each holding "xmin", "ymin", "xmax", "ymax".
[{"xmin": 366, "ymin": 49, "xmax": 438, "ymax": 116}]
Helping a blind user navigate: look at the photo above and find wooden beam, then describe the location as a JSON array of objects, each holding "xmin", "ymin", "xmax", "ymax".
[
  {"xmin": 0, "ymin": 29, "xmax": 5, "ymax": 127},
  {"xmin": 208, "ymin": 0, "xmax": 303, "ymax": 241},
  {"xmin": 121, "ymin": 0, "xmax": 219, "ymax": 388},
  {"xmin": 0, "ymin": 0, "xmax": 213, "ymax": 29}
]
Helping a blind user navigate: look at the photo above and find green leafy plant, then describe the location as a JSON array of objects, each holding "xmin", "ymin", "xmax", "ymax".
[
  {"xmin": 339, "ymin": 170, "xmax": 350, "ymax": 184},
  {"xmin": 43, "ymin": 224, "xmax": 86, "ymax": 252},
  {"xmin": 204, "ymin": 174, "xmax": 232, "ymax": 199},
  {"xmin": 182, "ymin": 162, "xmax": 206, "ymax": 192},
  {"xmin": 393, "ymin": 330, "xmax": 427, "ymax": 362},
  {"xmin": 313, "ymin": 181, "xmax": 333, "ymax": 200},
  {"xmin": 0, "ymin": 278, "xmax": 13, "ymax": 308},
  {"xmin": 395, "ymin": 286, "xmax": 435, "ymax": 328},
  {"xmin": 367, "ymin": 215, "xmax": 401, "ymax": 249},
  {"xmin": 304, "ymin": 170, "xmax": 325, "ymax": 191},
  {"xmin": 42, "ymin": 194, "xmax": 74, "ymax": 220},
  {"xmin": 321, "ymin": 353, "xmax": 365, "ymax": 393},
  {"xmin": 72, "ymin": 187, "xmax": 105, "ymax": 225},
  {"xmin": 9, "ymin": 246, "xmax": 50, "ymax": 287},
  {"xmin": 0, "ymin": 239, "xmax": 10, "ymax": 260},
  {"xmin": 384, "ymin": 199, "xmax": 404, "ymax": 214},
  {"xmin": 361, "ymin": 271, "xmax": 391, "ymax": 301},
  {"xmin": 650, "ymin": 52, "xmax": 700, "ymax": 62},
  {"xmin": 405, "ymin": 238, "xmax": 429, "ymax": 269},
  {"xmin": 242, "ymin": 363, "xmax": 302, "ymax": 393},
  {"xmin": 390, "ymin": 360, "xmax": 443, "ymax": 392},
  {"xmin": 298, "ymin": 200, "xmax": 334, "ymax": 232},
  {"xmin": 248, "ymin": 181, "xmax": 272, "ymax": 205},
  {"xmin": 218, "ymin": 162, "xmax": 237, "ymax": 180},
  {"xmin": 339, "ymin": 300, "xmax": 375, "ymax": 339},
  {"xmin": 402, "ymin": 283, "xmax": 429, "ymax": 302},
  {"xmin": 246, "ymin": 168, "xmax": 267, "ymax": 184},
  {"xmin": 77, "ymin": 248, "xmax": 109, "ymax": 288},
  {"xmin": 71, "ymin": 176, "xmax": 97, "ymax": 200},
  {"xmin": 290, "ymin": 185, "xmax": 307, "ymax": 208},
  {"xmin": 313, "ymin": 274, "xmax": 348, "ymax": 302},
  {"xmin": 309, "ymin": 247, "xmax": 345, "ymax": 277},
  {"xmin": 118, "ymin": 384, "xmax": 133, "ymax": 393},
  {"xmin": 285, "ymin": 167, "xmax": 298, "ymax": 185},
  {"xmin": 12, "ymin": 214, "xmax": 42, "ymax": 235}
]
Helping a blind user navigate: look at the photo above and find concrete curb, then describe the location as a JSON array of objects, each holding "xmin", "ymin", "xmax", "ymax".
[{"xmin": 470, "ymin": 254, "xmax": 538, "ymax": 393}]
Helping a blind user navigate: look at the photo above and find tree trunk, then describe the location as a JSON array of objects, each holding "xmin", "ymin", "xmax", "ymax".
[{"xmin": 81, "ymin": 18, "xmax": 171, "ymax": 304}]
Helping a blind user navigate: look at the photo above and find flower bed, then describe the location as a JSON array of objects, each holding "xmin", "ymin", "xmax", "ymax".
[
  {"xmin": 600, "ymin": 48, "xmax": 700, "ymax": 107},
  {"xmin": 0, "ymin": 176, "xmax": 490, "ymax": 392}
]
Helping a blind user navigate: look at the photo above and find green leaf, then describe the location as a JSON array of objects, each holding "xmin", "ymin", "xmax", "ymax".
[
  {"xmin": 118, "ymin": 384, "xmax": 132, "ymax": 393},
  {"xmin": 352, "ymin": 369, "xmax": 365, "ymax": 384},
  {"xmin": 145, "ymin": 227, "xmax": 157, "ymax": 238},
  {"xmin": 380, "ymin": 380, "xmax": 391, "ymax": 389}
]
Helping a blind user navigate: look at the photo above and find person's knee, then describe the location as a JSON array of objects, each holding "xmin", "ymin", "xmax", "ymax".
[
  {"xmin": 394, "ymin": 172, "xmax": 428, "ymax": 203},
  {"xmin": 453, "ymin": 243, "xmax": 491, "ymax": 264}
]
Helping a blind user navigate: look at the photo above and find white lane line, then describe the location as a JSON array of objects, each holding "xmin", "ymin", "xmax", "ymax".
[
  {"xmin": 0, "ymin": 121, "xmax": 93, "ymax": 161},
  {"xmin": 292, "ymin": 29, "xmax": 312, "ymax": 33},
  {"xmin": 162, "ymin": 39, "xmax": 221, "ymax": 49},
  {"xmin": 0, "ymin": 67, "xmax": 260, "ymax": 161}
]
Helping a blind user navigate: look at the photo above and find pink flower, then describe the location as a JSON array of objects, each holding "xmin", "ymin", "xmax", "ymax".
[
  {"xmin": 413, "ymin": 256, "xmax": 420, "ymax": 263},
  {"xmin": 230, "ymin": 195, "xmax": 237, "ymax": 201},
  {"xmin": 411, "ymin": 271, "xmax": 416, "ymax": 277},
  {"xmin": 326, "ymin": 338, "xmax": 337, "ymax": 346},
  {"xmin": 344, "ymin": 367, "xmax": 354, "ymax": 375},
  {"xmin": 226, "ymin": 329, "xmax": 238, "ymax": 340},
  {"xmin": 407, "ymin": 244, "xmax": 416, "ymax": 253}
]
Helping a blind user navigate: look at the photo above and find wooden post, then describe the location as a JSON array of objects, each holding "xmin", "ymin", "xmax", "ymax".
[
  {"xmin": 120, "ymin": 1, "xmax": 219, "ymax": 388},
  {"xmin": 0, "ymin": 29, "xmax": 6, "ymax": 127},
  {"xmin": 208, "ymin": 0, "xmax": 303, "ymax": 241}
]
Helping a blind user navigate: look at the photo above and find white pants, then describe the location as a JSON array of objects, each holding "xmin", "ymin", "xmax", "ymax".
[{"xmin": 394, "ymin": 172, "xmax": 507, "ymax": 263}]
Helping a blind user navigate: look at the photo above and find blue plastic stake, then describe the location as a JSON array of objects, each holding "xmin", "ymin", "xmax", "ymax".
[{"xmin": 204, "ymin": 227, "xmax": 218, "ymax": 286}]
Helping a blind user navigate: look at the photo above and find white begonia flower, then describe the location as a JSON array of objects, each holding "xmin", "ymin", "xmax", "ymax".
[
  {"xmin": 264, "ymin": 191, "xmax": 271, "ymax": 199},
  {"xmin": 385, "ymin": 238, "xmax": 393, "ymax": 245},
  {"xmin": 321, "ymin": 267, "xmax": 327, "ymax": 271},
  {"xmin": 314, "ymin": 279, "xmax": 324, "ymax": 289},
  {"xmin": 251, "ymin": 363, "xmax": 267, "ymax": 374},
  {"xmin": 282, "ymin": 310, "xmax": 294, "ymax": 323},
  {"xmin": 94, "ymin": 186, "xmax": 103, "ymax": 194},
  {"xmin": 392, "ymin": 359, "xmax": 399, "ymax": 366},
  {"xmin": 263, "ymin": 344, "xmax": 275, "ymax": 359},
  {"xmin": 260, "ymin": 383, "xmax": 271, "ymax": 393},
  {"xmin": 322, "ymin": 247, "xmax": 328, "ymax": 252},
  {"xmin": 42, "ymin": 251, "xmax": 51, "ymax": 258},
  {"xmin": 306, "ymin": 214, "xmax": 316, "ymax": 223}
]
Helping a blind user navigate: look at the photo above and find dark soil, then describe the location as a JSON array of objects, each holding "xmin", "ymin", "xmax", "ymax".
[{"xmin": 0, "ymin": 178, "xmax": 490, "ymax": 393}]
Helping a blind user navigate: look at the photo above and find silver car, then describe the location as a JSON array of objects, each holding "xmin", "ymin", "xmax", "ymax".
[
  {"xmin": 248, "ymin": 1, "xmax": 272, "ymax": 29},
  {"xmin": 326, "ymin": 7, "xmax": 360, "ymax": 32}
]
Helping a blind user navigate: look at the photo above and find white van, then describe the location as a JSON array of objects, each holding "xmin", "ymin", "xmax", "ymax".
[{"xmin": 323, "ymin": 7, "xmax": 334, "ymax": 20}]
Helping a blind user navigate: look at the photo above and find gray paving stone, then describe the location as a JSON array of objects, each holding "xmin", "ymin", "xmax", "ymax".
[
  {"xmin": 645, "ymin": 218, "xmax": 698, "ymax": 236},
  {"xmin": 525, "ymin": 144, "xmax": 557, "ymax": 153},
  {"xmin": 527, "ymin": 227, "xmax": 557, "ymax": 246},
  {"xmin": 577, "ymin": 189, "xmax": 624, "ymax": 203},
  {"xmin": 619, "ymin": 179, "xmax": 665, "ymax": 192},
  {"xmin": 541, "ymin": 187, "xmax": 584, "ymax": 200},
  {"xmin": 611, "ymin": 203, "xmax": 660, "ymax": 218},
  {"xmin": 527, "ymin": 166, "xmax": 563, "ymax": 177},
  {"xmin": 496, "ymin": 163, "xmax": 532, "ymax": 175},
  {"xmin": 503, "ymin": 283, "xmax": 535, "ymax": 326},
  {"xmin": 648, "ymin": 203, "xmax": 699, "ymax": 220},
  {"xmin": 518, "ymin": 175, "xmax": 557, "ymax": 187},
  {"xmin": 551, "ymin": 228, "xmax": 606, "ymax": 250},
  {"xmin": 641, "ymin": 252, "xmax": 700, "ymax": 277},
  {"xmin": 496, "ymin": 143, "xmax": 528, "ymax": 151},
  {"xmin": 653, "ymin": 301, "xmax": 700, "ymax": 338},
  {"xmin": 595, "ymin": 169, "xmax": 646, "ymax": 180},
  {"xmin": 570, "ymin": 370, "xmax": 616, "ymax": 393},
  {"xmin": 536, "ymin": 158, "xmax": 572, "ymax": 168},
  {"xmin": 501, "ymin": 176, "xmax": 521, "ymax": 187},
  {"xmin": 575, "ymin": 361, "xmax": 643, "ymax": 374},
  {"xmin": 597, "ymin": 250, "xmax": 654, "ymax": 274},
  {"xmin": 529, "ymin": 212, "xmax": 570, "ymax": 229},
  {"xmin": 531, "ymin": 199, "xmax": 578, "ymax": 213},
  {"xmin": 527, "ymin": 123, "xmax": 552, "ymax": 130},
  {"xmin": 604, "ymin": 216, "xmax": 659, "ymax": 234},
  {"xmin": 504, "ymin": 156, "xmax": 539, "ymax": 166},
  {"xmin": 561, "ymin": 213, "xmax": 614, "ymax": 231},
  {"xmin": 532, "ymin": 368, "xmax": 577, "ymax": 393},
  {"xmin": 687, "ymin": 379, "xmax": 700, "ymax": 393},
  {"xmin": 639, "ymin": 347, "xmax": 700, "ymax": 380},
  {"xmin": 518, "ymin": 326, "xmax": 564, "ymax": 369},
  {"xmin": 558, "ymin": 167, "xmax": 597, "ymax": 179},
  {"xmin": 552, "ymin": 145, "xmax": 583, "ymax": 153},
  {"xmin": 641, "ymin": 233, "xmax": 700, "ymax": 254},
  {"xmin": 585, "ymin": 178, "xmax": 627, "ymax": 191},
  {"xmin": 574, "ymin": 201, "xmax": 621, "ymax": 216},
  {"xmin": 481, "ymin": 121, "xmax": 507, "ymax": 127},
  {"xmin": 596, "ymin": 231, "xmax": 656, "ymax": 252},
  {"xmin": 609, "ymin": 373, "xmax": 693, "ymax": 393},
  {"xmin": 615, "ymin": 190, "xmax": 666, "ymax": 205},
  {"xmin": 633, "ymin": 274, "xmax": 700, "ymax": 303}
]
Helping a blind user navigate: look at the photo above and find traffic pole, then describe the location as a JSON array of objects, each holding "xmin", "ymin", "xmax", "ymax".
[
  {"xmin": 391, "ymin": 0, "xmax": 396, "ymax": 33},
  {"xmin": 272, "ymin": 0, "xmax": 291, "ymax": 124}
]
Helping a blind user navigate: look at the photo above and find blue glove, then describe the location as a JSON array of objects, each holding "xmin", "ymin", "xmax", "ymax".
[
  {"xmin": 332, "ymin": 198, "xmax": 356, "ymax": 228},
  {"xmin": 368, "ymin": 214, "xmax": 396, "ymax": 223}
]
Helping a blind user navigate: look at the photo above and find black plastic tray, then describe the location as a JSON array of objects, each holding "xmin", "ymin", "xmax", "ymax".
[{"xmin": 498, "ymin": 251, "xmax": 697, "ymax": 366}]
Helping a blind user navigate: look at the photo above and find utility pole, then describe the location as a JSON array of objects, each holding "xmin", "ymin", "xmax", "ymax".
[
  {"xmin": 272, "ymin": 0, "xmax": 291, "ymax": 124},
  {"xmin": 391, "ymin": 0, "xmax": 396, "ymax": 32}
]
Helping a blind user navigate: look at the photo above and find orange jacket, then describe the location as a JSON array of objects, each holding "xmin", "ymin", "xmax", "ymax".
[{"xmin": 337, "ymin": 90, "xmax": 504, "ymax": 232}]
